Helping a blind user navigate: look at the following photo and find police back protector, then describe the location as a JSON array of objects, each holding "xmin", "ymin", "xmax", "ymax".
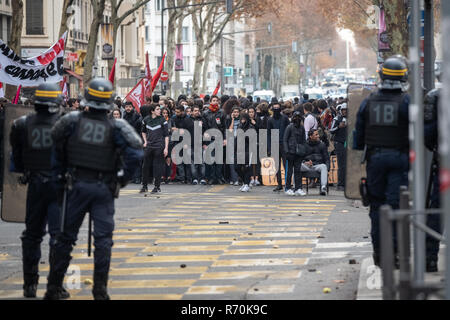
[
  {"xmin": 66, "ymin": 113, "xmax": 117, "ymax": 172},
  {"xmin": 364, "ymin": 91, "xmax": 408, "ymax": 149},
  {"xmin": 22, "ymin": 113, "xmax": 59, "ymax": 172}
]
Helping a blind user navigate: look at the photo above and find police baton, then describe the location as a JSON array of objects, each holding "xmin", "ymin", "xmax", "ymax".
[
  {"xmin": 59, "ymin": 173, "xmax": 73, "ymax": 233},
  {"xmin": 87, "ymin": 213, "xmax": 92, "ymax": 257}
]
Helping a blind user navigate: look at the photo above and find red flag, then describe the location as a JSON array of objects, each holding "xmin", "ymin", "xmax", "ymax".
[
  {"xmin": 13, "ymin": 85, "xmax": 22, "ymax": 104},
  {"xmin": 145, "ymin": 52, "xmax": 152, "ymax": 98},
  {"xmin": 109, "ymin": 58, "xmax": 117, "ymax": 84},
  {"xmin": 212, "ymin": 80, "xmax": 221, "ymax": 96},
  {"xmin": 151, "ymin": 52, "xmax": 166, "ymax": 92},
  {"xmin": 0, "ymin": 82, "xmax": 4, "ymax": 98},
  {"xmin": 125, "ymin": 79, "xmax": 145, "ymax": 113}
]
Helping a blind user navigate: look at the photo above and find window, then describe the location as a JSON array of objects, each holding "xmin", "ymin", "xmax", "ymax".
[
  {"xmin": 26, "ymin": 0, "xmax": 44, "ymax": 35},
  {"xmin": 183, "ymin": 57, "xmax": 190, "ymax": 72},
  {"xmin": 156, "ymin": 0, "xmax": 165, "ymax": 11},
  {"xmin": 6, "ymin": 16, "xmax": 11, "ymax": 41},
  {"xmin": 6, "ymin": 0, "xmax": 10, "ymax": 5},
  {"xmin": 182, "ymin": 27, "xmax": 189, "ymax": 42},
  {"xmin": 145, "ymin": 26, "xmax": 149, "ymax": 42}
]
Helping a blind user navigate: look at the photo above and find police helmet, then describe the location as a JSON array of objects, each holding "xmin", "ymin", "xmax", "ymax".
[
  {"xmin": 33, "ymin": 82, "xmax": 63, "ymax": 112},
  {"xmin": 81, "ymin": 78, "xmax": 115, "ymax": 110},
  {"xmin": 379, "ymin": 55, "xmax": 408, "ymax": 90}
]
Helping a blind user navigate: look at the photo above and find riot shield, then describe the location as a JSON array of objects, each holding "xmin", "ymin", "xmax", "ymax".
[
  {"xmin": 1, "ymin": 103, "xmax": 33, "ymax": 223},
  {"xmin": 344, "ymin": 83, "xmax": 377, "ymax": 200}
]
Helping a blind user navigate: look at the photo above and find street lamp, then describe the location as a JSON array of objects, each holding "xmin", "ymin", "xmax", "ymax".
[{"xmin": 220, "ymin": 23, "xmax": 272, "ymax": 95}]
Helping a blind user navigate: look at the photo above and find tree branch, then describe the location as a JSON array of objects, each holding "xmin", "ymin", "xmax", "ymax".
[{"xmin": 117, "ymin": 0, "xmax": 151, "ymax": 26}]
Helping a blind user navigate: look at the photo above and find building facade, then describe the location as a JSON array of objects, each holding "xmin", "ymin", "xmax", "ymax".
[
  {"xmin": 144, "ymin": 1, "xmax": 248, "ymax": 97},
  {"xmin": 0, "ymin": 0, "xmax": 12, "ymax": 43}
]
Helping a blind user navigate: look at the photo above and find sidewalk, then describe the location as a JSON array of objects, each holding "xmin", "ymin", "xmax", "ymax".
[{"xmin": 357, "ymin": 247, "xmax": 446, "ymax": 300}]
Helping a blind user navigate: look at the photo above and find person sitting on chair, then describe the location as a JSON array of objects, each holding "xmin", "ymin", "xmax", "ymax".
[{"xmin": 302, "ymin": 129, "xmax": 330, "ymax": 196}]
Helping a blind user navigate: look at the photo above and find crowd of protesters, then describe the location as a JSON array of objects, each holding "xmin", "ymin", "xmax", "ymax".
[
  {"xmin": 0, "ymin": 92, "xmax": 348, "ymax": 195},
  {"xmin": 109, "ymin": 92, "xmax": 349, "ymax": 195}
]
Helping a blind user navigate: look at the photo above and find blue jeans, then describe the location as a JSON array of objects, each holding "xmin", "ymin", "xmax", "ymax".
[{"xmin": 366, "ymin": 150, "xmax": 408, "ymax": 254}]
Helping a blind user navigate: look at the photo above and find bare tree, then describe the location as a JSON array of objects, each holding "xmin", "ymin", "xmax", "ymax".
[
  {"xmin": 164, "ymin": 0, "xmax": 189, "ymax": 96},
  {"xmin": 5, "ymin": 0, "xmax": 24, "ymax": 100},
  {"xmin": 83, "ymin": 0, "xmax": 106, "ymax": 86},
  {"xmin": 108, "ymin": 0, "xmax": 151, "ymax": 75},
  {"xmin": 58, "ymin": 0, "xmax": 75, "ymax": 38}
]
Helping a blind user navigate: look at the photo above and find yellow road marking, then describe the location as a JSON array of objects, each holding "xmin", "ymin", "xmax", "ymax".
[
  {"xmin": 71, "ymin": 251, "xmax": 136, "ymax": 259},
  {"xmin": 107, "ymin": 279, "xmax": 196, "ymax": 288},
  {"xmin": 126, "ymin": 255, "xmax": 220, "ymax": 263},
  {"xmin": 154, "ymin": 238, "xmax": 234, "ymax": 243},
  {"xmin": 231, "ymin": 239, "xmax": 316, "ymax": 246},
  {"xmin": 109, "ymin": 266, "xmax": 208, "ymax": 276},
  {"xmin": 212, "ymin": 258, "xmax": 306, "ymax": 267},
  {"xmin": 168, "ymin": 231, "xmax": 244, "ymax": 236},
  {"xmin": 178, "ymin": 225, "xmax": 252, "ymax": 230},
  {"xmin": 240, "ymin": 232, "xmax": 321, "ymax": 238},
  {"xmin": 142, "ymin": 245, "xmax": 228, "ymax": 253},
  {"xmin": 223, "ymin": 247, "xmax": 313, "ymax": 255},
  {"xmin": 185, "ymin": 285, "xmax": 294, "ymax": 294}
]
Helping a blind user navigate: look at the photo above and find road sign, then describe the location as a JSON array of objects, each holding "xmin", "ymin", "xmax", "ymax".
[
  {"xmin": 161, "ymin": 71, "xmax": 169, "ymax": 82},
  {"xmin": 224, "ymin": 67, "xmax": 233, "ymax": 77}
]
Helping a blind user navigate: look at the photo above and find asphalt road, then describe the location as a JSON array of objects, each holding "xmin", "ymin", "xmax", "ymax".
[{"xmin": 0, "ymin": 183, "xmax": 372, "ymax": 300}]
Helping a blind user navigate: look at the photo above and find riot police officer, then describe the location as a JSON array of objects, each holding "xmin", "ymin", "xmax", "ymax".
[
  {"xmin": 424, "ymin": 88, "xmax": 441, "ymax": 272},
  {"xmin": 9, "ymin": 83, "xmax": 68, "ymax": 298},
  {"xmin": 44, "ymin": 78, "xmax": 143, "ymax": 300},
  {"xmin": 353, "ymin": 56, "xmax": 410, "ymax": 266}
]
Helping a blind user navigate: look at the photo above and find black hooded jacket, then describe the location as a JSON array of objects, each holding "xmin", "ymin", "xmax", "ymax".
[
  {"xmin": 305, "ymin": 139, "xmax": 330, "ymax": 170},
  {"xmin": 283, "ymin": 121, "xmax": 306, "ymax": 156},
  {"xmin": 123, "ymin": 109, "xmax": 142, "ymax": 135}
]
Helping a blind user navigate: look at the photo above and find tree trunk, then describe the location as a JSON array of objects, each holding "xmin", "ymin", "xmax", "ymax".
[
  {"xmin": 6, "ymin": 0, "xmax": 24, "ymax": 100},
  {"xmin": 174, "ymin": 15, "xmax": 184, "ymax": 99},
  {"xmin": 58, "ymin": 0, "xmax": 75, "ymax": 38},
  {"xmin": 201, "ymin": 47, "xmax": 211, "ymax": 94},
  {"xmin": 83, "ymin": 0, "xmax": 106, "ymax": 86},
  {"xmin": 380, "ymin": 1, "xmax": 409, "ymax": 59},
  {"xmin": 164, "ymin": 1, "xmax": 180, "ymax": 97},
  {"xmin": 192, "ymin": 39, "xmax": 205, "ymax": 94}
]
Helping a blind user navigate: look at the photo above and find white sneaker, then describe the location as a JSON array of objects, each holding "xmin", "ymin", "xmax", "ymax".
[
  {"xmin": 234, "ymin": 181, "xmax": 240, "ymax": 186},
  {"xmin": 239, "ymin": 185, "xmax": 244, "ymax": 192},
  {"xmin": 250, "ymin": 179, "xmax": 255, "ymax": 186},
  {"xmin": 241, "ymin": 184, "xmax": 250, "ymax": 192},
  {"xmin": 295, "ymin": 189, "xmax": 307, "ymax": 196},
  {"xmin": 230, "ymin": 181, "xmax": 234, "ymax": 185},
  {"xmin": 254, "ymin": 180, "xmax": 261, "ymax": 186},
  {"xmin": 285, "ymin": 189, "xmax": 295, "ymax": 196}
]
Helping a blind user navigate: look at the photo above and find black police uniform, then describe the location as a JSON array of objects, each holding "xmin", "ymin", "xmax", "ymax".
[
  {"xmin": 354, "ymin": 56, "xmax": 410, "ymax": 266},
  {"xmin": 9, "ymin": 83, "xmax": 67, "ymax": 298},
  {"xmin": 424, "ymin": 88, "xmax": 441, "ymax": 272},
  {"xmin": 330, "ymin": 106, "xmax": 347, "ymax": 189},
  {"xmin": 44, "ymin": 79, "xmax": 143, "ymax": 300}
]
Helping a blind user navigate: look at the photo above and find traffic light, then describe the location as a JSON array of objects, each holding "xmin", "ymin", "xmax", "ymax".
[{"xmin": 226, "ymin": 0, "xmax": 233, "ymax": 14}]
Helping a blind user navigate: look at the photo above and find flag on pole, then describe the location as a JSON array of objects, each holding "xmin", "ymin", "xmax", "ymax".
[
  {"xmin": 212, "ymin": 80, "xmax": 221, "ymax": 96},
  {"xmin": 151, "ymin": 52, "xmax": 166, "ymax": 92},
  {"xmin": 0, "ymin": 82, "xmax": 4, "ymax": 98},
  {"xmin": 109, "ymin": 58, "xmax": 117, "ymax": 84},
  {"xmin": 145, "ymin": 52, "xmax": 152, "ymax": 98},
  {"xmin": 125, "ymin": 79, "xmax": 145, "ymax": 113},
  {"xmin": 12, "ymin": 85, "xmax": 22, "ymax": 104}
]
